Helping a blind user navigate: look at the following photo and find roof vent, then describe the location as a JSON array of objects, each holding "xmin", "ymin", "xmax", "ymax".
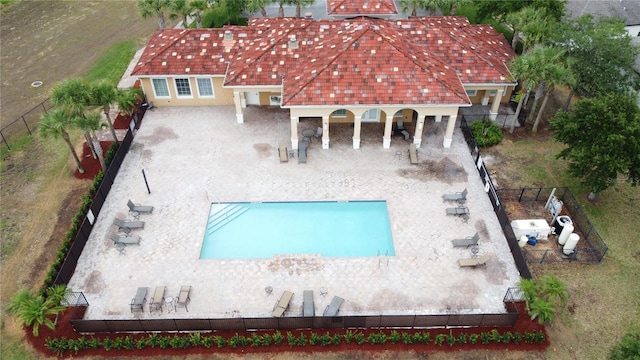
[
  {"xmin": 224, "ymin": 30, "xmax": 233, "ymax": 41},
  {"xmin": 289, "ymin": 36, "xmax": 298, "ymax": 49},
  {"xmin": 304, "ymin": 12, "xmax": 313, "ymax": 19}
]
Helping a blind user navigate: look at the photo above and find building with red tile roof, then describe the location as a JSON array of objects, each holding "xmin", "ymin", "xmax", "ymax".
[{"xmin": 132, "ymin": 16, "xmax": 516, "ymax": 149}]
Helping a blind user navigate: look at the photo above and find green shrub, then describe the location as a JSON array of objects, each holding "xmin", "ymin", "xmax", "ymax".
[
  {"xmin": 447, "ymin": 334, "xmax": 456, "ymax": 347},
  {"xmin": 513, "ymin": 332, "xmax": 522, "ymax": 344},
  {"xmin": 296, "ymin": 333, "xmax": 307, "ymax": 346},
  {"xmin": 355, "ymin": 333, "xmax": 365, "ymax": 345},
  {"xmin": 411, "ymin": 332, "xmax": 422, "ymax": 344},
  {"xmin": 321, "ymin": 332, "xmax": 332, "ymax": 346},
  {"xmin": 401, "ymin": 332, "xmax": 413, "ymax": 344},
  {"xmin": 389, "ymin": 330, "xmax": 400, "ymax": 344},
  {"xmin": 502, "ymin": 331, "xmax": 513, "ymax": 343},
  {"xmin": 332, "ymin": 334, "xmax": 341, "ymax": 346},
  {"xmin": 422, "ymin": 332, "xmax": 431, "ymax": 344},
  {"xmin": 434, "ymin": 334, "xmax": 445, "ymax": 346},
  {"xmin": 201, "ymin": 336, "xmax": 213, "ymax": 348},
  {"xmin": 103, "ymin": 337, "xmax": 114, "ymax": 351},
  {"xmin": 490, "ymin": 329, "xmax": 502, "ymax": 343},
  {"xmin": 287, "ymin": 332, "xmax": 296, "ymax": 347},
  {"xmin": 309, "ymin": 332, "xmax": 320, "ymax": 346},
  {"xmin": 609, "ymin": 330, "xmax": 640, "ymax": 360},
  {"xmin": 469, "ymin": 333, "xmax": 479, "ymax": 344},
  {"xmin": 457, "ymin": 333, "xmax": 468, "ymax": 344},
  {"xmin": 251, "ymin": 333, "xmax": 262, "ymax": 347},
  {"xmin": 471, "ymin": 118, "xmax": 503, "ymax": 147},
  {"xmin": 188, "ymin": 333, "xmax": 202, "ymax": 347},
  {"xmin": 481, "ymin": 332, "xmax": 491, "ymax": 344},
  {"xmin": 214, "ymin": 335, "xmax": 226, "ymax": 348},
  {"xmin": 272, "ymin": 331, "xmax": 284, "ymax": 346},
  {"xmin": 261, "ymin": 333, "xmax": 272, "ymax": 346},
  {"xmin": 344, "ymin": 330, "xmax": 355, "ymax": 344}
]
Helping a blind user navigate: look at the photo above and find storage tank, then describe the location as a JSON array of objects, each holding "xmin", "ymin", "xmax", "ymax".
[
  {"xmin": 563, "ymin": 233, "xmax": 580, "ymax": 255},
  {"xmin": 558, "ymin": 223, "xmax": 574, "ymax": 246},
  {"xmin": 519, "ymin": 235, "xmax": 529, "ymax": 248},
  {"xmin": 552, "ymin": 215, "xmax": 572, "ymax": 235},
  {"xmin": 510, "ymin": 219, "xmax": 551, "ymax": 241}
]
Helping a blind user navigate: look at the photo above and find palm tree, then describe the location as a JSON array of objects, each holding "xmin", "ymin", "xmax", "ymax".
[
  {"xmin": 7, "ymin": 288, "xmax": 66, "ymax": 336},
  {"xmin": 508, "ymin": 51, "xmax": 540, "ymax": 133},
  {"xmin": 528, "ymin": 297, "xmax": 556, "ymax": 325},
  {"xmin": 291, "ymin": 0, "xmax": 314, "ymax": 17},
  {"xmin": 75, "ymin": 111, "xmax": 107, "ymax": 171},
  {"xmin": 399, "ymin": 0, "xmax": 425, "ymax": 16},
  {"xmin": 275, "ymin": 0, "xmax": 289, "ymax": 17},
  {"xmin": 117, "ymin": 88, "xmax": 144, "ymax": 117},
  {"xmin": 539, "ymin": 274, "xmax": 569, "ymax": 307},
  {"xmin": 89, "ymin": 81, "xmax": 119, "ymax": 144},
  {"xmin": 191, "ymin": 0, "xmax": 209, "ymax": 27},
  {"xmin": 516, "ymin": 278, "xmax": 538, "ymax": 311},
  {"xmin": 530, "ymin": 47, "xmax": 574, "ymax": 132},
  {"xmin": 137, "ymin": 0, "xmax": 172, "ymax": 28},
  {"xmin": 39, "ymin": 109, "xmax": 85, "ymax": 174},
  {"xmin": 439, "ymin": 0, "xmax": 468, "ymax": 16},
  {"xmin": 171, "ymin": 0, "xmax": 192, "ymax": 27},
  {"xmin": 245, "ymin": 0, "xmax": 269, "ymax": 16}
]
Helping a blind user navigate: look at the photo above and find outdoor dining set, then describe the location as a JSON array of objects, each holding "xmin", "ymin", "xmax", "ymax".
[{"xmin": 443, "ymin": 188, "xmax": 491, "ymax": 268}]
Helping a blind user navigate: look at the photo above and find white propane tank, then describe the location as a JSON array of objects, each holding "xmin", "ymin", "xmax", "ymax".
[
  {"xmin": 563, "ymin": 233, "xmax": 580, "ymax": 255},
  {"xmin": 519, "ymin": 235, "xmax": 529, "ymax": 248},
  {"xmin": 558, "ymin": 223, "xmax": 574, "ymax": 245}
]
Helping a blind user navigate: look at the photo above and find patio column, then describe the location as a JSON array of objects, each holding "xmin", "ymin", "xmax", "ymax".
[
  {"xmin": 435, "ymin": 115, "xmax": 442, "ymax": 122},
  {"xmin": 413, "ymin": 113, "xmax": 427, "ymax": 148},
  {"xmin": 383, "ymin": 117, "xmax": 393, "ymax": 148},
  {"xmin": 489, "ymin": 89, "xmax": 503, "ymax": 120},
  {"xmin": 443, "ymin": 115, "xmax": 457, "ymax": 148},
  {"xmin": 321, "ymin": 116, "xmax": 330, "ymax": 149},
  {"xmin": 290, "ymin": 115, "xmax": 299, "ymax": 149},
  {"xmin": 352, "ymin": 116, "xmax": 362, "ymax": 149},
  {"xmin": 481, "ymin": 90, "xmax": 490, "ymax": 106},
  {"xmin": 233, "ymin": 91, "xmax": 243, "ymax": 123},
  {"xmin": 240, "ymin": 92, "xmax": 247, "ymax": 109}
]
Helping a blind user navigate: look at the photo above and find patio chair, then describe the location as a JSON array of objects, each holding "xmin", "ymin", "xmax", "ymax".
[
  {"xmin": 272, "ymin": 290, "xmax": 293, "ymax": 317},
  {"xmin": 127, "ymin": 199, "xmax": 154, "ymax": 214},
  {"xmin": 110, "ymin": 233, "xmax": 140, "ymax": 245},
  {"xmin": 408, "ymin": 144, "xmax": 418, "ymax": 164},
  {"xmin": 446, "ymin": 207, "xmax": 469, "ymax": 216},
  {"xmin": 303, "ymin": 290, "xmax": 314, "ymax": 317},
  {"xmin": 323, "ymin": 296, "xmax": 344, "ymax": 316},
  {"xmin": 314, "ymin": 127, "xmax": 323, "ymax": 140},
  {"xmin": 452, "ymin": 233, "xmax": 480, "ymax": 247},
  {"xmin": 113, "ymin": 218, "xmax": 145, "ymax": 231},
  {"xmin": 130, "ymin": 287, "xmax": 147, "ymax": 313},
  {"xmin": 443, "ymin": 188, "xmax": 468, "ymax": 203},
  {"xmin": 298, "ymin": 141, "xmax": 307, "ymax": 164},
  {"xmin": 458, "ymin": 254, "xmax": 491, "ymax": 268},
  {"xmin": 175, "ymin": 285, "xmax": 192, "ymax": 312},
  {"xmin": 278, "ymin": 144, "xmax": 288, "ymax": 163},
  {"xmin": 149, "ymin": 286, "xmax": 166, "ymax": 313}
]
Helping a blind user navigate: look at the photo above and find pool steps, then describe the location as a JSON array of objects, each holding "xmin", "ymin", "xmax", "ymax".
[{"xmin": 205, "ymin": 204, "xmax": 249, "ymax": 235}]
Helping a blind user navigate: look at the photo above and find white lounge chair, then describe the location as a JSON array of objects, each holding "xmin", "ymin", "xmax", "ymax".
[
  {"xmin": 149, "ymin": 286, "xmax": 166, "ymax": 313},
  {"xmin": 458, "ymin": 254, "xmax": 491, "ymax": 267},
  {"xmin": 175, "ymin": 285, "xmax": 192, "ymax": 312},
  {"xmin": 110, "ymin": 233, "xmax": 140, "ymax": 245},
  {"xmin": 272, "ymin": 290, "xmax": 293, "ymax": 317}
]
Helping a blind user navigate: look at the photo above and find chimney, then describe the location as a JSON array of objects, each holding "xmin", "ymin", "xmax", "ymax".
[
  {"xmin": 289, "ymin": 36, "xmax": 298, "ymax": 50},
  {"xmin": 224, "ymin": 30, "xmax": 233, "ymax": 41}
]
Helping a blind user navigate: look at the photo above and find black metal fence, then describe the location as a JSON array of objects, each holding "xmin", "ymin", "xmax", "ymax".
[
  {"xmin": 70, "ymin": 310, "xmax": 519, "ymax": 333},
  {"xmin": 496, "ymin": 187, "xmax": 608, "ymax": 263},
  {"xmin": 462, "ymin": 104, "xmax": 526, "ymax": 129},
  {"xmin": 0, "ymin": 98, "xmax": 55, "ymax": 150},
  {"xmin": 460, "ymin": 117, "xmax": 533, "ymax": 279}
]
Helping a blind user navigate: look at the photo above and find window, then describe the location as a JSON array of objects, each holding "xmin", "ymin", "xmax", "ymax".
[
  {"xmin": 152, "ymin": 78, "xmax": 170, "ymax": 98},
  {"xmin": 174, "ymin": 78, "xmax": 192, "ymax": 97},
  {"xmin": 465, "ymin": 89, "xmax": 477, "ymax": 96},
  {"xmin": 196, "ymin": 78, "xmax": 214, "ymax": 97},
  {"xmin": 489, "ymin": 89, "xmax": 498, "ymax": 96},
  {"xmin": 332, "ymin": 109, "xmax": 347, "ymax": 117}
]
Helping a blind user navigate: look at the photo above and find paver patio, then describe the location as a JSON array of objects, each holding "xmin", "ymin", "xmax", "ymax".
[{"xmin": 67, "ymin": 105, "xmax": 520, "ymax": 320}]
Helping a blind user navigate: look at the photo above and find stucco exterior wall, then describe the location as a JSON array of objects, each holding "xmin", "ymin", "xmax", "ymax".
[{"xmin": 139, "ymin": 77, "xmax": 234, "ymax": 106}]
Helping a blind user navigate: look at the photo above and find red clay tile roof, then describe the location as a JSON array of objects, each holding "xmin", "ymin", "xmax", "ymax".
[
  {"xmin": 327, "ymin": 0, "xmax": 398, "ymax": 16},
  {"xmin": 132, "ymin": 16, "xmax": 516, "ymax": 107}
]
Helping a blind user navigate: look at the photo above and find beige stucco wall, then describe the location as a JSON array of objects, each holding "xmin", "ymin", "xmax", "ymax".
[
  {"xmin": 139, "ymin": 76, "xmax": 234, "ymax": 106},
  {"xmin": 289, "ymin": 106, "xmax": 459, "ymax": 123},
  {"xmin": 464, "ymin": 85, "xmax": 515, "ymax": 104}
]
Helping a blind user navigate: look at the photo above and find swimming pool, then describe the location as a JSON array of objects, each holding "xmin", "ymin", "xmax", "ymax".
[{"xmin": 200, "ymin": 201, "xmax": 395, "ymax": 259}]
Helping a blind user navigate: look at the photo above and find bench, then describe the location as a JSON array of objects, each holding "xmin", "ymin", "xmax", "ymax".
[
  {"xmin": 409, "ymin": 144, "xmax": 418, "ymax": 164},
  {"xmin": 278, "ymin": 145, "xmax": 288, "ymax": 162}
]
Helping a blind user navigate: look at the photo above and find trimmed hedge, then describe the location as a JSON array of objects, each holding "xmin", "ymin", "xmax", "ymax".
[
  {"xmin": 45, "ymin": 330, "xmax": 546, "ymax": 356},
  {"xmin": 471, "ymin": 118, "xmax": 503, "ymax": 147}
]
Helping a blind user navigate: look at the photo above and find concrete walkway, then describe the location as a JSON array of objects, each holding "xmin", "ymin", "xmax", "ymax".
[{"xmin": 68, "ymin": 105, "xmax": 520, "ymax": 320}]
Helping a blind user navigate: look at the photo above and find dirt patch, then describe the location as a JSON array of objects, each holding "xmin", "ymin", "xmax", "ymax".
[{"xmin": 396, "ymin": 157, "xmax": 467, "ymax": 183}]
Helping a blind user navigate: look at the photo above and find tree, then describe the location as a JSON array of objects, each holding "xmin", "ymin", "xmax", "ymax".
[
  {"xmin": 171, "ymin": 0, "xmax": 192, "ymax": 27},
  {"xmin": 439, "ymin": 0, "xmax": 469, "ymax": 16},
  {"xmin": 508, "ymin": 50, "xmax": 540, "ymax": 133},
  {"xmin": 39, "ymin": 109, "xmax": 85, "ymax": 174},
  {"xmin": 137, "ymin": 0, "xmax": 173, "ymax": 28},
  {"xmin": 506, "ymin": 6, "xmax": 555, "ymax": 52},
  {"xmin": 609, "ymin": 330, "xmax": 640, "ymax": 360},
  {"xmin": 553, "ymin": 14, "xmax": 640, "ymax": 98},
  {"xmin": 291, "ymin": 0, "xmax": 314, "ymax": 17},
  {"xmin": 399, "ymin": 0, "xmax": 426, "ymax": 16},
  {"xmin": 75, "ymin": 111, "xmax": 107, "ymax": 171},
  {"xmin": 117, "ymin": 87, "xmax": 144, "ymax": 117},
  {"xmin": 528, "ymin": 296, "xmax": 555, "ymax": 325},
  {"xmin": 275, "ymin": 0, "xmax": 289, "ymax": 17},
  {"xmin": 89, "ymin": 81, "xmax": 120, "ymax": 144},
  {"xmin": 245, "ymin": 0, "xmax": 269, "ymax": 17},
  {"xmin": 7, "ymin": 287, "xmax": 66, "ymax": 336},
  {"xmin": 191, "ymin": 0, "xmax": 209, "ymax": 27},
  {"xmin": 551, "ymin": 93, "xmax": 640, "ymax": 199},
  {"xmin": 474, "ymin": 0, "xmax": 565, "ymax": 24},
  {"xmin": 529, "ymin": 47, "xmax": 575, "ymax": 132}
]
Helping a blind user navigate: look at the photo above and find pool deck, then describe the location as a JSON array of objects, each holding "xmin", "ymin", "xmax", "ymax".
[{"xmin": 68, "ymin": 105, "xmax": 520, "ymax": 320}]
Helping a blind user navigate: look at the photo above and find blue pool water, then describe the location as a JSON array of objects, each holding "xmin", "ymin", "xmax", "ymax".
[{"xmin": 200, "ymin": 201, "xmax": 395, "ymax": 259}]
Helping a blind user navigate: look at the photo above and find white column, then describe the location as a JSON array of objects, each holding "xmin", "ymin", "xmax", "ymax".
[
  {"xmin": 481, "ymin": 90, "xmax": 490, "ymax": 106},
  {"xmin": 383, "ymin": 116, "xmax": 393, "ymax": 148},
  {"xmin": 290, "ymin": 116, "xmax": 299, "ymax": 149},
  {"xmin": 233, "ymin": 91, "xmax": 244, "ymax": 123},
  {"xmin": 443, "ymin": 115, "xmax": 457, "ymax": 148},
  {"xmin": 240, "ymin": 92, "xmax": 247, "ymax": 108},
  {"xmin": 489, "ymin": 89, "xmax": 503, "ymax": 120},
  {"xmin": 321, "ymin": 116, "xmax": 330, "ymax": 149},
  {"xmin": 352, "ymin": 116, "xmax": 362, "ymax": 149},
  {"xmin": 414, "ymin": 114, "xmax": 426, "ymax": 148}
]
